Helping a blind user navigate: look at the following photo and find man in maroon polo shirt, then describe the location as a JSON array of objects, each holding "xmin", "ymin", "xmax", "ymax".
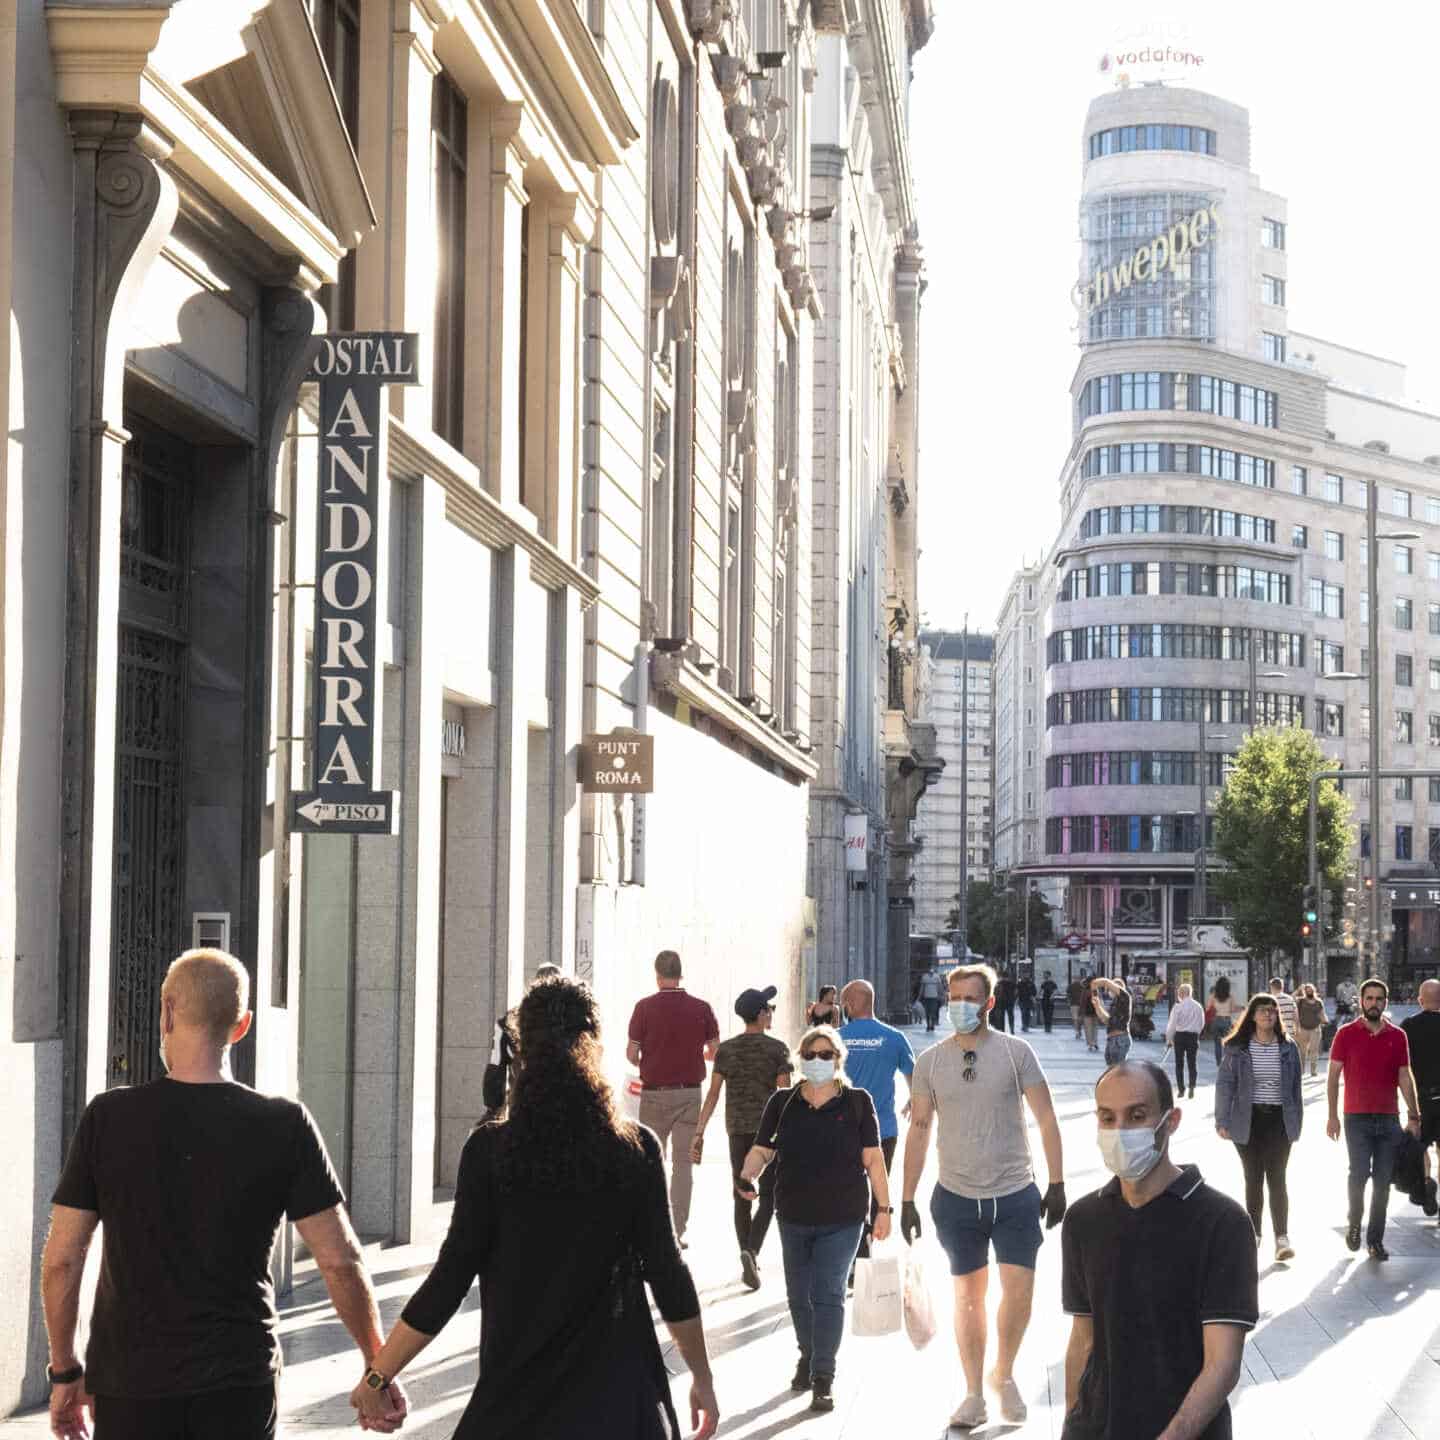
[
  {"xmin": 1326, "ymin": 976, "xmax": 1423, "ymax": 1260},
  {"xmin": 627, "ymin": 950, "xmax": 720, "ymax": 1243}
]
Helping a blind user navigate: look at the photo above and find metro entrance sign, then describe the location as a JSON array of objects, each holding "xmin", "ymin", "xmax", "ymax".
[
  {"xmin": 290, "ymin": 333, "xmax": 420, "ymax": 835},
  {"xmin": 1062, "ymin": 933, "xmax": 1087, "ymax": 952}
]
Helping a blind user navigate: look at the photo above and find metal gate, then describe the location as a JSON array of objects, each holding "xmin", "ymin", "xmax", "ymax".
[{"xmin": 109, "ymin": 424, "xmax": 190, "ymax": 1087}]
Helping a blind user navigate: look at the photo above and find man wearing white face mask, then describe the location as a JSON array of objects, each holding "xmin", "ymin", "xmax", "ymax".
[
  {"xmin": 1060, "ymin": 1062, "xmax": 1257, "ymax": 1440},
  {"xmin": 900, "ymin": 965, "xmax": 1065, "ymax": 1429}
]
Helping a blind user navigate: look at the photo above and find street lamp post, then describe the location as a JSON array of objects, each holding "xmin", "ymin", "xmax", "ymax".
[
  {"xmin": 1196, "ymin": 713, "xmax": 1233, "ymax": 919},
  {"xmin": 1367, "ymin": 496, "xmax": 1421, "ymax": 979}
]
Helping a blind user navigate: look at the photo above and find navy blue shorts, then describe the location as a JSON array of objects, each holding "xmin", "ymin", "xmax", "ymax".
[{"xmin": 931, "ymin": 1182, "xmax": 1044, "ymax": 1275}]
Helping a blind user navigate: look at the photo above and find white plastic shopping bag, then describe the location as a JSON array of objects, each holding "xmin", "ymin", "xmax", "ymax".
[
  {"xmin": 850, "ymin": 1253, "xmax": 903, "ymax": 1337},
  {"xmin": 903, "ymin": 1255, "xmax": 937, "ymax": 1350},
  {"xmin": 620, "ymin": 1071, "xmax": 644, "ymax": 1124}
]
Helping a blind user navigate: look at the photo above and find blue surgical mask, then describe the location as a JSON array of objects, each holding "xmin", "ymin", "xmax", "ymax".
[
  {"xmin": 949, "ymin": 1000, "xmax": 983, "ymax": 1033},
  {"xmin": 800, "ymin": 1056, "xmax": 836, "ymax": 1086}
]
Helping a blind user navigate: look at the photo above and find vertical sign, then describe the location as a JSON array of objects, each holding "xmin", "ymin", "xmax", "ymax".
[
  {"xmin": 291, "ymin": 333, "xmax": 420, "ymax": 835},
  {"xmin": 844, "ymin": 812, "xmax": 868, "ymax": 872}
]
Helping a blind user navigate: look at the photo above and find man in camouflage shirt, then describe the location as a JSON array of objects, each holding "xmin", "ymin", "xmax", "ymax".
[{"xmin": 692, "ymin": 985, "xmax": 793, "ymax": 1289}]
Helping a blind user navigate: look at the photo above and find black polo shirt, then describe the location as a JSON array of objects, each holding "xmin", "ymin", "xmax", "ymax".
[
  {"xmin": 755, "ymin": 1083, "xmax": 879, "ymax": 1227},
  {"xmin": 1060, "ymin": 1164, "xmax": 1257, "ymax": 1440}
]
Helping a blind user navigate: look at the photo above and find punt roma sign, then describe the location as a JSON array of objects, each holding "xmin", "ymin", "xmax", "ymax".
[{"xmin": 291, "ymin": 334, "xmax": 420, "ymax": 835}]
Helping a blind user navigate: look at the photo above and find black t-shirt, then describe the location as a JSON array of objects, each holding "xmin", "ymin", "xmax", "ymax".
[
  {"xmin": 1402, "ymin": 1011, "xmax": 1440, "ymax": 1101},
  {"xmin": 53, "ymin": 1079, "xmax": 345, "ymax": 1397},
  {"xmin": 1061, "ymin": 1165, "xmax": 1257, "ymax": 1440},
  {"xmin": 755, "ymin": 1083, "xmax": 880, "ymax": 1226},
  {"xmin": 1106, "ymin": 989, "xmax": 1132, "ymax": 1035}
]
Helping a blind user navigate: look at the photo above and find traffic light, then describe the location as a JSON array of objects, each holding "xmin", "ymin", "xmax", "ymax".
[
  {"xmin": 1320, "ymin": 887, "xmax": 1334, "ymax": 930},
  {"xmin": 1302, "ymin": 884, "xmax": 1318, "ymax": 927},
  {"xmin": 1300, "ymin": 919, "xmax": 1313, "ymax": 942}
]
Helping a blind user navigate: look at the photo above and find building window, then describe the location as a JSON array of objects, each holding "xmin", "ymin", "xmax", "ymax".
[
  {"xmin": 1431, "ymin": 719, "xmax": 1440, "ymax": 750},
  {"xmin": 1346, "ymin": 477, "xmax": 1368, "ymax": 510},
  {"xmin": 1360, "ymin": 591, "xmax": 1369, "ymax": 624},
  {"xmin": 1263, "ymin": 332, "xmax": 1286, "ymax": 363},
  {"xmin": 1316, "ymin": 700, "xmax": 1344, "ymax": 737},
  {"xmin": 1397, "ymin": 654, "xmax": 1414, "ymax": 687},
  {"xmin": 1396, "ymin": 777, "xmax": 1413, "ymax": 800},
  {"xmin": 1431, "ymin": 659, "xmax": 1440, "ymax": 692},
  {"xmin": 1431, "ymin": 603, "xmax": 1440, "ymax": 636},
  {"xmin": 1261, "ymin": 217, "xmax": 1286, "ymax": 249},
  {"xmin": 772, "ymin": 317, "xmax": 798, "ymax": 727},
  {"xmin": 1396, "ymin": 544, "xmax": 1413, "ymax": 575},
  {"xmin": 1361, "ymin": 648, "xmax": 1370, "ymax": 677},
  {"xmin": 1431, "ymin": 828, "xmax": 1440, "ymax": 866},
  {"xmin": 1396, "ymin": 597, "xmax": 1414, "ymax": 630},
  {"xmin": 1308, "ymin": 579, "xmax": 1344, "ymax": 619},
  {"xmin": 1323, "ymin": 530, "xmax": 1343, "ymax": 561},
  {"xmin": 430, "ymin": 70, "xmax": 468, "ymax": 449},
  {"xmin": 314, "ymin": 0, "xmax": 361, "ymax": 329},
  {"xmin": 1360, "ymin": 705, "xmax": 1371, "ymax": 739},
  {"xmin": 1088, "ymin": 124, "xmax": 1217, "ymax": 158},
  {"xmin": 1261, "ymin": 275, "xmax": 1286, "ymax": 306},
  {"xmin": 1394, "ymin": 489, "xmax": 1413, "ymax": 518},
  {"xmin": 1291, "ymin": 464, "xmax": 1308, "ymax": 495},
  {"xmin": 1397, "ymin": 825, "xmax": 1414, "ymax": 861},
  {"xmin": 1316, "ymin": 640, "xmax": 1345, "ymax": 675},
  {"xmin": 1397, "ymin": 709, "xmax": 1414, "ymax": 743},
  {"xmin": 1324, "ymin": 472, "xmax": 1343, "ymax": 504},
  {"xmin": 1361, "ymin": 823, "xmax": 1371, "ymax": 858},
  {"xmin": 1428, "ymin": 496, "xmax": 1440, "ymax": 526}
]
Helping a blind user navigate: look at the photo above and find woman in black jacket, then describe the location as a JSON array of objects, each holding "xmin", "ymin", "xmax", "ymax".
[{"xmin": 351, "ymin": 976, "xmax": 718, "ymax": 1438}]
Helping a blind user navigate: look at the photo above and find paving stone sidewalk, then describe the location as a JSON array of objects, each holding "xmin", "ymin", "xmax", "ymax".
[{"xmin": 4, "ymin": 1012, "xmax": 1437, "ymax": 1437}]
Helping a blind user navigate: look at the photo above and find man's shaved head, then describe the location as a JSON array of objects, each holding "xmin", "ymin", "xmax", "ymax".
[
  {"xmin": 1419, "ymin": 978, "xmax": 1440, "ymax": 1010},
  {"xmin": 162, "ymin": 949, "xmax": 249, "ymax": 1046},
  {"xmin": 840, "ymin": 979, "xmax": 874, "ymax": 1016}
]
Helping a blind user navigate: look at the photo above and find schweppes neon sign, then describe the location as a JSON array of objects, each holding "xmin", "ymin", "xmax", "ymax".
[{"xmin": 1072, "ymin": 199, "xmax": 1221, "ymax": 315}]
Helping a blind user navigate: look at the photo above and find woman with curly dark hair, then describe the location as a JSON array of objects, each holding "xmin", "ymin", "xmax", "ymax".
[{"xmin": 351, "ymin": 976, "xmax": 718, "ymax": 1438}]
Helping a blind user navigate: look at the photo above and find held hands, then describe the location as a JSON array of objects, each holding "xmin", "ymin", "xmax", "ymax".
[
  {"xmin": 900, "ymin": 1199, "xmax": 923, "ymax": 1245},
  {"xmin": 689, "ymin": 1134, "xmax": 704, "ymax": 1163},
  {"xmin": 1039, "ymin": 1182, "xmax": 1067, "ymax": 1230},
  {"xmin": 349, "ymin": 1375, "xmax": 409, "ymax": 1433},
  {"xmin": 48, "ymin": 1379, "xmax": 93, "ymax": 1440}
]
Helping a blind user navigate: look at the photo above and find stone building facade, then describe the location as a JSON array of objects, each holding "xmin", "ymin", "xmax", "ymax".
[
  {"xmin": 806, "ymin": 1, "xmax": 938, "ymax": 1017},
  {"xmin": 0, "ymin": 0, "xmax": 885, "ymax": 1411},
  {"xmin": 1006, "ymin": 83, "xmax": 1440, "ymax": 994}
]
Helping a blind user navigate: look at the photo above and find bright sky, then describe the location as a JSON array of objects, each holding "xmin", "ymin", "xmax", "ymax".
[{"xmin": 910, "ymin": 1, "xmax": 1440, "ymax": 635}]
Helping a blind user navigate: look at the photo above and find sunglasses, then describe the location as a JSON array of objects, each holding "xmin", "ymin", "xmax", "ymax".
[
  {"xmin": 801, "ymin": 1048, "xmax": 837, "ymax": 1061},
  {"xmin": 960, "ymin": 1049, "xmax": 979, "ymax": 1082}
]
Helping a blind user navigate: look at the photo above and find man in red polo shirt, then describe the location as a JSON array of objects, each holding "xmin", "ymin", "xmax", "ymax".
[
  {"xmin": 1326, "ymin": 976, "xmax": 1423, "ymax": 1260},
  {"xmin": 627, "ymin": 950, "xmax": 720, "ymax": 1244}
]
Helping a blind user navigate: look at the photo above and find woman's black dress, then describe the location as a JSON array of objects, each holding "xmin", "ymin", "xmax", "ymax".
[{"xmin": 402, "ymin": 1124, "xmax": 698, "ymax": 1439}]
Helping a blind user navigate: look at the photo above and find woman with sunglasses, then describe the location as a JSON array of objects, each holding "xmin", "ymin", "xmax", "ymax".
[
  {"xmin": 1214, "ymin": 992, "xmax": 1303, "ymax": 1263},
  {"xmin": 737, "ymin": 1025, "xmax": 890, "ymax": 1413}
]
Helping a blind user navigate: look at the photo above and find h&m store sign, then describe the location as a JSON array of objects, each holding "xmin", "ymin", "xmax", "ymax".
[{"xmin": 291, "ymin": 334, "xmax": 419, "ymax": 836}]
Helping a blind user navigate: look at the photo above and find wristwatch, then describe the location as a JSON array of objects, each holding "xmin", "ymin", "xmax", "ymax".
[
  {"xmin": 47, "ymin": 1363, "xmax": 84, "ymax": 1386},
  {"xmin": 363, "ymin": 1367, "xmax": 391, "ymax": 1391},
  {"xmin": 875, "ymin": 1206, "xmax": 894, "ymax": 1214}
]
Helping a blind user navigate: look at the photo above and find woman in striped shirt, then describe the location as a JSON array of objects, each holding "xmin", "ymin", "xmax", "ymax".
[{"xmin": 1215, "ymin": 994, "xmax": 1304, "ymax": 1263}]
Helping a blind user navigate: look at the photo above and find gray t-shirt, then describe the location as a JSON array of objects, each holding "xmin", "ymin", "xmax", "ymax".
[{"xmin": 913, "ymin": 1031, "xmax": 1045, "ymax": 1200}]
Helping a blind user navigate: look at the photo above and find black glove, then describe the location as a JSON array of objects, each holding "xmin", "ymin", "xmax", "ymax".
[
  {"xmin": 900, "ymin": 1199, "xmax": 923, "ymax": 1245},
  {"xmin": 1039, "ymin": 1182, "xmax": 1067, "ymax": 1230}
]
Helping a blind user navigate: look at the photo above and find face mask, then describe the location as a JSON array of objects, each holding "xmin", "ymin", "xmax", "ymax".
[
  {"xmin": 1097, "ymin": 1112, "xmax": 1172, "ymax": 1181},
  {"xmin": 950, "ymin": 1000, "xmax": 983, "ymax": 1033},
  {"xmin": 800, "ymin": 1056, "xmax": 836, "ymax": 1086}
]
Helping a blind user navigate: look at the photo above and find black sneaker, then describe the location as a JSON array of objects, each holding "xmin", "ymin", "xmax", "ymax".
[
  {"xmin": 739, "ymin": 1250, "xmax": 761, "ymax": 1291},
  {"xmin": 1424, "ymin": 1178, "xmax": 1439, "ymax": 1218},
  {"xmin": 791, "ymin": 1354, "xmax": 812, "ymax": 1392},
  {"xmin": 810, "ymin": 1374, "xmax": 834, "ymax": 1412},
  {"xmin": 1345, "ymin": 1223, "xmax": 1361, "ymax": 1252},
  {"xmin": 1368, "ymin": 1242, "xmax": 1390, "ymax": 1261}
]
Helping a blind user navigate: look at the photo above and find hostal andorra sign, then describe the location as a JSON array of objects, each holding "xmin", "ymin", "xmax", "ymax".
[{"xmin": 291, "ymin": 334, "xmax": 419, "ymax": 834}]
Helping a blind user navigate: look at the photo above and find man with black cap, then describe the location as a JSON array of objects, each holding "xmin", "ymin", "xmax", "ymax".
[{"xmin": 692, "ymin": 986, "xmax": 793, "ymax": 1289}]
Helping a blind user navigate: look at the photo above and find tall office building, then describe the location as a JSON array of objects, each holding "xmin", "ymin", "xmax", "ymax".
[
  {"xmin": 914, "ymin": 631, "xmax": 994, "ymax": 935},
  {"xmin": 1015, "ymin": 84, "xmax": 1440, "ymax": 993}
]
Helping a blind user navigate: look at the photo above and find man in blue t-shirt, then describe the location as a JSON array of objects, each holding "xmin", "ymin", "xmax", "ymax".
[{"xmin": 840, "ymin": 978, "xmax": 916, "ymax": 1259}]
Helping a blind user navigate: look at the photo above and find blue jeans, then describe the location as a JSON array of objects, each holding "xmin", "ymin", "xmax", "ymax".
[
  {"xmin": 1344, "ymin": 1113, "xmax": 1402, "ymax": 1245},
  {"xmin": 778, "ymin": 1220, "xmax": 865, "ymax": 1379},
  {"xmin": 1104, "ymin": 1031, "xmax": 1132, "ymax": 1066}
]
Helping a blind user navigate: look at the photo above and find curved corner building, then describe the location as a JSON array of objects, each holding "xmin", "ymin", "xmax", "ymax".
[{"xmin": 1030, "ymin": 84, "xmax": 1440, "ymax": 991}]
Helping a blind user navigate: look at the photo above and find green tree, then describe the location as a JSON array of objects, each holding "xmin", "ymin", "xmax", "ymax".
[
  {"xmin": 1211, "ymin": 726, "xmax": 1353, "ymax": 965},
  {"xmin": 944, "ymin": 881, "xmax": 1055, "ymax": 960}
]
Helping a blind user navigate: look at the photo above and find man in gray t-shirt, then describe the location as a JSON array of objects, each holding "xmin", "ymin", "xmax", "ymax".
[{"xmin": 900, "ymin": 965, "xmax": 1067, "ymax": 1431}]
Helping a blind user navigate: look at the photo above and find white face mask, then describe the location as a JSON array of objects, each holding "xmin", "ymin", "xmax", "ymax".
[
  {"xmin": 800, "ymin": 1056, "xmax": 836, "ymax": 1086},
  {"xmin": 1097, "ymin": 1111, "xmax": 1172, "ymax": 1181},
  {"xmin": 949, "ymin": 1000, "xmax": 983, "ymax": 1033}
]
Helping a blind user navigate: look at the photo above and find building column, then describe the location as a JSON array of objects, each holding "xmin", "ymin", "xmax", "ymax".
[
  {"xmin": 355, "ymin": 0, "xmax": 441, "ymax": 428},
  {"xmin": 549, "ymin": 586, "xmax": 584, "ymax": 969},
  {"xmin": 494, "ymin": 546, "xmax": 535, "ymax": 1005},
  {"xmin": 469, "ymin": 107, "xmax": 531, "ymax": 506},
  {"xmin": 536, "ymin": 198, "xmax": 589, "ymax": 556},
  {"xmin": 56, "ymin": 112, "xmax": 177, "ymax": 1135}
]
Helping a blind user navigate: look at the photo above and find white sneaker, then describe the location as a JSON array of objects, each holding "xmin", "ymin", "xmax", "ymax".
[
  {"xmin": 949, "ymin": 1394, "xmax": 988, "ymax": 1429},
  {"xmin": 988, "ymin": 1371, "xmax": 1027, "ymax": 1423},
  {"xmin": 1275, "ymin": 1235, "xmax": 1295, "ymax": 1262}
]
